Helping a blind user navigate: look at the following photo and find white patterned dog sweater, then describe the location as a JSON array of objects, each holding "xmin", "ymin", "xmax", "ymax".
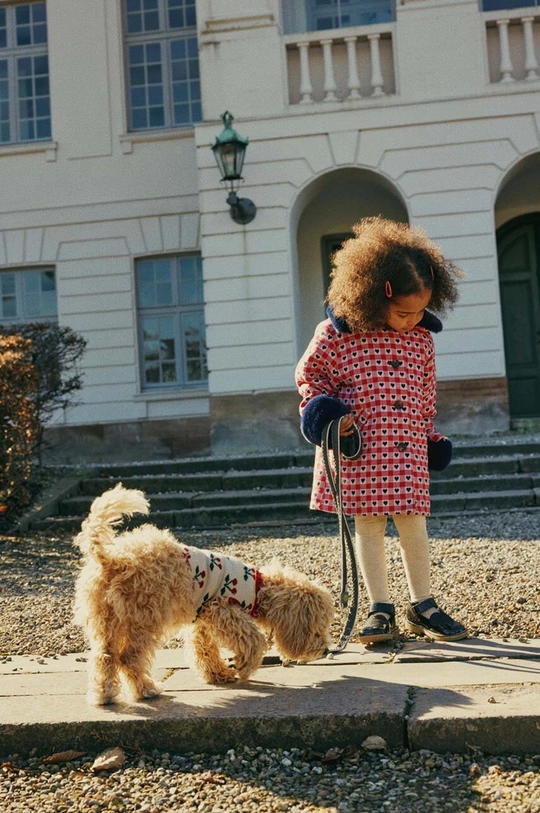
[{"xmin": 183, "ymin": 546, "xmax": 263, "ymax": 617}]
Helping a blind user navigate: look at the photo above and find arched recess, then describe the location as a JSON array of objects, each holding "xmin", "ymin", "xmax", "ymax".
[
  {"xmin": 495, "ymin": 154, "xmax": 540, "ymax": 420},
  {"xmin": 289, "ymin": 166, "xmax": 408, "ymax": 355}
]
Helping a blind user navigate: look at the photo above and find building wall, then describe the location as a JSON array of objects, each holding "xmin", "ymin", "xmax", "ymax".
[{"xmin": 1, "ymin": 0, "xmax": 538, "ymax": 461}]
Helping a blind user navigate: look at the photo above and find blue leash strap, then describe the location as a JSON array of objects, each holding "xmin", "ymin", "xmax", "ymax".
[{"xmin": 321, "ymin": 417, "xmax": 359, "ymax": 654}]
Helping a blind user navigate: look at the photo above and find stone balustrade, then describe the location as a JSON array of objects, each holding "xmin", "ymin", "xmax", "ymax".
[
  {"xmin": 283, "ymin": 23, "xmax": 395, "ymax": 106},
  {"xmin": 484, "ymin": 8, "xmax": 540, "ymax": 83}
]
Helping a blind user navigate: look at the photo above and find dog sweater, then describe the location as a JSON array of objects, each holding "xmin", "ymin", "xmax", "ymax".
[{"xmin": 184, "ymin": 546, "xmax": 263, "ymax": 617}]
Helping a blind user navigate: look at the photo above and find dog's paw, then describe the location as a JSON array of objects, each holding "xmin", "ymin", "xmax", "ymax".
[
  {"xmin": 86, "ymin": 690, "xmax": 117, "ymax": 706},
  {"xmin": 206, "ymin": 667, "xmax": 238, "ymax": 684},
  {"xmin": 139, "ymin": 682, "xmax": 163, "ymax": 700}
]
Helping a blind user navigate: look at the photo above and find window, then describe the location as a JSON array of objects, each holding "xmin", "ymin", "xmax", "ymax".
[
  {"xmin": 0, "ymin": 2, "xmax": 50, "ymax": 144},
  {"xmin": 136, "ymin": 254, "xmax": 207, "ymax": 388},
  {"xmin": 123, "ymin": 0, "xmax": 201, "ymax": 131},
  {"xmin": 283, "ymin": 0, "xmax": 395, "ymax": 34},
  {"xmin": 481, "ymin": 1, "xmax": 538, "ymax": 9},
  {"xmin": 0, "ymin": 267, "xmax": 57, "ymax": 323}
]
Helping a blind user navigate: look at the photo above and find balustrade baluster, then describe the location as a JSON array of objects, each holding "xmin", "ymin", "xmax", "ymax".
[
  {"xmin": 496, "ymin": 19, "xmax": 515, "ymax": 83},
  {"xmin": 521, "ymin": 17, "xmax": 539, "ymax": 81},
  {"xmin": 297, "ymin": 41, "xmax": 313, "ymax": 104},
  {"xmin": 321, "ymin": 38, "xmax": 338, "ymax": 102},
  {"xmin": 368, "ymin": 33, "xmax": 385, "ymax": 97},
  {"xmin": 344, "ymin": 36, "xmax": 361, "ymax": 99}
]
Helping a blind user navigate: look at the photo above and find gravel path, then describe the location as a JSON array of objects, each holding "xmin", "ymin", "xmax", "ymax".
[{"xmin": 1, "ymin": 509, "xmax": 539, "ymax": 811}]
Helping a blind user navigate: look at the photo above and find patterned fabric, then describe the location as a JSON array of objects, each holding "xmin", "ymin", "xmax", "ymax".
[
  {"xmin": 296, "ymin": 320, "xmax": 445, "ymax": 517},
  {"xmin": 183, "ymin": 546, "xmax": 263, "ymax": 616}
]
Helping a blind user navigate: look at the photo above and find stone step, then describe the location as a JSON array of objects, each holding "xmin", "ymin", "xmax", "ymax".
[
  {"xmin": 58, "ymin": 486, "xmax": 312, "ymax": 516},
  {"xmin": 430, "ymin": 471, "xmax": 540, "ymax": 495},
  {"xmin": 24, "ymin": 436, "xmax": 540, "ymax": 531},
  {"xmin": 66, "ymin": 454, "xmax": 540, "ymax": 502},
  {"xmin": 76, "ymin": 466, "xmax": 314, "ymax": 497},
  {"xmin": 78, "ymin": 440, "xmax": 540, "ymax": 481},
  {"xmin": 31, "ymin": 487, "xmax": 540, "ymax": 533}
]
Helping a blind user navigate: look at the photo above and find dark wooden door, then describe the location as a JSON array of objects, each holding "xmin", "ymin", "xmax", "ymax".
[
  {"xmin": 321, "ymin": 233, "xmax": 353, "ymax": 300},
  {"xmin": 497, "ymin": 218, "xmax": 540, "ymax": 418}
]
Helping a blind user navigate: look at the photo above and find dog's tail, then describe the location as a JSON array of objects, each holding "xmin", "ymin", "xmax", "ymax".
[{"xmin": 74, "ymin": 482, "xmax": 150, "ymax": 558}]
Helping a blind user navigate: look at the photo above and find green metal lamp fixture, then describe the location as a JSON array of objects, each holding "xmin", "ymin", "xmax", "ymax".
[{"xmin": 211, "ymin": 111, "xmax": 257, "ymax": 225}]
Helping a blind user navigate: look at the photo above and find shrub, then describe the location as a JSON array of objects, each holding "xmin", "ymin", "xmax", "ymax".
[
  {"xmin": 0, "ymin": 322, "xmax": 87, "ymax": 461},
  {"xmin": 0, "ymin": 334, "xmax": 39, "ymax": 515}
]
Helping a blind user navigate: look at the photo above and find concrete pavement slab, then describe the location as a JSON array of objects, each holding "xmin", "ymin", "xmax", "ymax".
[
  {"xmin": 0, "ymin": 640, "xmax": 538, "ymax": 759},
  {"xmin": 408, "ymin": 684, "xmax": 540, "ymax": 754}
]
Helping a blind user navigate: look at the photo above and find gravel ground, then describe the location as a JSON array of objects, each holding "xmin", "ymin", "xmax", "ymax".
[{"xmin": 1, "ymin": 509, "xmax": 539, "ymax": 811}]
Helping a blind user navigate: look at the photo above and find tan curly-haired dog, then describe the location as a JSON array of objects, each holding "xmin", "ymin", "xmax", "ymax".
[{"xmin": 73, "ymin": 483, "xmax": 335, "ymax": 705}]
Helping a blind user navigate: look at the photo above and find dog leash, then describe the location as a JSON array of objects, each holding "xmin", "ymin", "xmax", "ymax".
[{"xmin": 321, "ymin": 417, "xmax": 359, "ymax": 654}]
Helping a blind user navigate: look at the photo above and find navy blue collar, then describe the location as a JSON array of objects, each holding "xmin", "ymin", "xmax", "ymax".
[{"xmin": 326, "ymin": 305, "xmax": 442, "ymax": 334}]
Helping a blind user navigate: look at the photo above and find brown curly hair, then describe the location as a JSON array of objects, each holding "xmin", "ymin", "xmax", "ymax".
[{"xmin": 327, "ymin": 216, "xmax": 464, "ymax": 331}]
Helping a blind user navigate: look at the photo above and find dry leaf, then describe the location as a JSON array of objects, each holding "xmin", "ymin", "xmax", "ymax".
[
  {"xmin": 91, "ymin": 747, "xmax": 126, "ymax": 772},
  {"xmin": 361, "ymin": 735, "xmax": 388, "ymax": 750},
  {"xmin": 323, "ymin": 747, "xmax": 344, "ymax": 762},
  {"xmin": 0, "ymin": 761, "xmax": 20, "ymax": 773},
  {"xmin": 43, "ymin": 750, "xmax": 87, "ymax": 764}
]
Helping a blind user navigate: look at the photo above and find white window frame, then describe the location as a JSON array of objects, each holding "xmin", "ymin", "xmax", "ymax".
[
  {"xmin": 135, "ymin": 253, "xmax": 208, "ymax": 390},
  {"xmin": 282, "ymin": 0, "xmax": 395, "ymax": 35},
  {"xmin": 0, "ymin": 1, "xmax": 51, "ymax": 145},
  {"xmin": 0, "ymin": 266, "xmax": 57, "ymax": 324},
  {"xmin": 123, "ymin": 0, "xmax": 201, "ymax": 132}
]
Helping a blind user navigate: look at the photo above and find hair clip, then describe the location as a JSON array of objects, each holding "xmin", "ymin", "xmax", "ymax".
[
  {"xmin": 430, "ymin": 266, "xmax": 435, "ymax": 280},
  {"xmin": 385, "ymin": 281, "xmax": 393, "ymax": 298}
]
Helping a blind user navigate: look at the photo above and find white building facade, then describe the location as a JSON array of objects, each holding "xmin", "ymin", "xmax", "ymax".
[{"xmin": 1, "ymin": 0, "xmax": 539, "ymax": 462}]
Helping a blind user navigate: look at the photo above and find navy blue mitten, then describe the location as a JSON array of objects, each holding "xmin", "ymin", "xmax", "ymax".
[{"xmin": 427, "ymin": 437, "xmax": 452, "ymax": 471}]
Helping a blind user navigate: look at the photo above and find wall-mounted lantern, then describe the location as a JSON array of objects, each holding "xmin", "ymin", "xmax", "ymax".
[{"xmin": 211, "ymin": 111, "xmax": 256, "ymax": 225}]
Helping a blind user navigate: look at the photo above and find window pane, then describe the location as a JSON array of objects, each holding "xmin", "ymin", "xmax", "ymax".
[
  {"xmin": 136, "ymin": 259, "xmax": 174, "ymax": 307},
  {"xmin": 481, "ymin": 0, "xmax": 536, "ymax": 7},
  {"xmin": 17, "ymin": 54, "xmax": 51, "ymax": 142},
  {"xmin": 137, "ymin": 255, "xmax": 206, "ymax": 388},
  {"xmin": 0, "ymin": 273, "xmax": 17, "ymax": 318},
  {"xmin": 305, "ymin": 0, "xmax": 393, "ymax": 31},
  {"xmin": 23, "ymin": 269, "xmax": 57, "ymax": 317},
  {"xmin": 168, "ymin": 0, "xmax": 197, "ymax": 29},
  {"xmin": 125, "ymin": 0, "xmax": 160, "ymax": 33},
  {"xmin": 182, "ymin": 311, "xmax": 207, "ymax": 383},
  {"xmin": 141, "ymin": 315, "xmax": 177, "ymax": 384},
  {"xmin": 0, "ymin": 8, "xmax": 6, "ymax": 49},
  {"xmin": 0, "ymin": 268, "xmax": 57, "ymax": 322},
  {"xmin": 170, "ymin": 37, "xmax": 201, "ymax": 126},
  {"xmin": 128, "ymin": 42, "xmax": 165, "ymax": 130},
  {"xmin": 16, "ymin": 2, "xmax": 48, "ymax": 46},
  {"xmin": 0, "ymin": 58, "xmax": 8, "ymax": 142}
]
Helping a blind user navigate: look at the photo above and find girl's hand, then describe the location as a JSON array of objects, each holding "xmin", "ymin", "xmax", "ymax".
[{"xmin": 339, "ymin": 414, "xmax": 356, "ymax": 436}]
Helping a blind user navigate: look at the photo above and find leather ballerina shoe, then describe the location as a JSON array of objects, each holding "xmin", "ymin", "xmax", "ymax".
[
  {"xmin": 406, "ymin": 597, "xmax": 468, "ymax": 642},
  {"xmin": 358, "ymin": 602, "xmax": 398, "ymax": 644}
]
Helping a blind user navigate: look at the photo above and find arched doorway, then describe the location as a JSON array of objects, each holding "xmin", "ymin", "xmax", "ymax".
[
  {"xmin": 291, "ymin": 167, "xmax": 408, "ymax": 354},
  {"xmin": 497, "ymin": 214, "xmax": 540, "ymax": 419}
]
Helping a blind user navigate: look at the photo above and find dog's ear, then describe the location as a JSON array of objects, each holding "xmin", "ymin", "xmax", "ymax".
[{"xmin": 264, "ymin": 583, "xmax": 334, "ymax": 661}]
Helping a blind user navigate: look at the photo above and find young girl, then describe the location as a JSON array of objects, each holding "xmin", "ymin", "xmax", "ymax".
[{"xmin": 295, "ymin": 216, "xmax": 467, "ymax": 644}]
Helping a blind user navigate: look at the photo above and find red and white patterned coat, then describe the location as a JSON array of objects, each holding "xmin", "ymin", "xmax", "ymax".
[{"xmin": 295, "ymin": 319, "xmax": 445, "ymax": 517}]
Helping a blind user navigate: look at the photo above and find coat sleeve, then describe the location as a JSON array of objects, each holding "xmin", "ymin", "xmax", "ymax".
[
  {"xmin": 295, "ymin": 323, "xmax": 351, "ymax": 446},
  {"xmin": 421, "ymin": 331, "xmax": 444, "ymax": 442},
  {"xmin": 421, "ymin": 332, "xmax": 453, "ymax": 470}
]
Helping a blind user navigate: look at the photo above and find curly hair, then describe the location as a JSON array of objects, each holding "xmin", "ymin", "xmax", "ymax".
[{"xmin": 327, "ymin": 216, "xmax": 464, "ymax": 331}]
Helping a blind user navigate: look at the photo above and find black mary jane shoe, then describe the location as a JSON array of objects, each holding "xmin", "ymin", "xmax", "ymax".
[
  {"xmin": 406, "ymin": 597, "xmax": 468, "ymax": 642},
  {"xmin": 358, "ymin": 602, "xmax": 398, "ymax": 644}
]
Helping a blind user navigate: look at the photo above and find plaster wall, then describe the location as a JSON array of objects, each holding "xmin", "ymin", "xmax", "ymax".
[{"xmin": 3, "ymin": 0, "xmax": 540, "ymax": 454}]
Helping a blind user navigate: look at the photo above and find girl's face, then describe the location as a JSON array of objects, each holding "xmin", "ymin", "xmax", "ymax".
[{"xmin": 385, "ymin": 288, "xmax": 432, "ymax": 333}]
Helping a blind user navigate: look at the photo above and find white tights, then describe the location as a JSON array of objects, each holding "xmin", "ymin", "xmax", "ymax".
[{"xmin": 354, "ymin": 514, "xmax": 431, "ymax": 607}]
